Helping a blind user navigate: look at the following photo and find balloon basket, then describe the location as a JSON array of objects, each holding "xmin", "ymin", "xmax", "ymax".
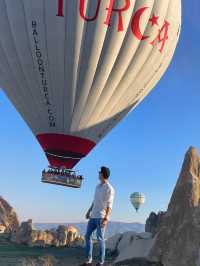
[{"xmin": 41, "ymin": 167, "xmax": 83, "ymax": 188}]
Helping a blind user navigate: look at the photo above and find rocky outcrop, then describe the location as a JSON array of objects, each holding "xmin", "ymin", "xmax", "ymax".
[
  {"xmin": 71, "ymin": 235, "xmax": 85, "ymax": 248},
  {"xmin": 0, "ymin": 196, "xmax": 19, "ymax": 233},
  {"xmin": 150, "ymin": 147, "xmax": 200, "ymax": 266},
  {"xmin": 106, "ymin": 147, "xmax": 200, "ymax": 266},
  {"xmin": 11, "ymin": 219, "xmax": 36, "ymax": 245},
  {"xmin": 106, "ymin": 231, "xmax": 154, "ymax": 264},
  {"xmin": 145, "ymin": 212, "xmax": 166, "ymax": 237},
  {"xmin": 0, "ymin": 225, "xmax": 6, "ymax": 233},
  {"xmin": 11, "ymin": 219, "xmax": 83, "ymax": 248},
  {"xmin": 53, "ymin": 225, "xmax": 79, "ymax": 247},
  {"xmin": 56, "ymin": 225, "xmax": 69, "ymax": 246},
  {"xmin": 67, "ymin": 225, "xmax": 79, "ymax": 244}
]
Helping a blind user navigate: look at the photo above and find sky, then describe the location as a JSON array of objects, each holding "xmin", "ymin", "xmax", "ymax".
[{"xmin": 0, "ymin": 0, "xmax": 200, "ymax": 224}]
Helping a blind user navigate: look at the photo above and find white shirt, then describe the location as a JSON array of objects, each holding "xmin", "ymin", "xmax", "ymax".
[{"xmin": 90, "ymin": 181, "xmax": 115, "ymax": 219}]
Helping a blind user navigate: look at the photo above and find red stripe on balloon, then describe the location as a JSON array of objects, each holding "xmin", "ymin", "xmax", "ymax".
[
  {"xmin": 37, "ymin": 134, "xmax": 96, "ymax": 169},
  {"xmin": 57, "ymin": 0, "xmax": 64, "ymax": 17}
]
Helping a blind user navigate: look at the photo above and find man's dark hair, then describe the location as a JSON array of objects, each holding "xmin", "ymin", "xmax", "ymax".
[{"xmin": 100, "ymin": 166, "xmax": 110, "ymax": 179}]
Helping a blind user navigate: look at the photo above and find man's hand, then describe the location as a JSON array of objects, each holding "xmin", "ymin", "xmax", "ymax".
[
  {"xmin": 101, "ymin": 217, "xmax": 108, "ymax": 228},
  {"xmin": 85, "ymin": 211, "xmax": 90, "ymax": 220},
  {"xmin": 101, "ymin": 206, "xmax": 111, "ymax": 227},
  {"xmin": 85, "ymin": 203, "xmax": 94, "ymax": 220}
]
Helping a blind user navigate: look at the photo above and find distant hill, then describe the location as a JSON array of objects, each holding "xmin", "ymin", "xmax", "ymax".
[{"xmin": 34, "ymin": 222, "xmax": 145, "ymax": 238}]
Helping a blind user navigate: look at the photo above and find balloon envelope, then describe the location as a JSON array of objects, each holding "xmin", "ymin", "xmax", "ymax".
[
  {"xmin": 130, "ymin": 192, "xmax": 145, "ymax": 211},
  {"xmin": 0, "ymin": 0, "xmax": 181, "ymax": 168}
]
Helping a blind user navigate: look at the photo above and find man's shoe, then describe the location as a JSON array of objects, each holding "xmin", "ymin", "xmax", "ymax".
[{"xmin": 96, "ymin": 263, "xmax": 104, "ymax": 266}]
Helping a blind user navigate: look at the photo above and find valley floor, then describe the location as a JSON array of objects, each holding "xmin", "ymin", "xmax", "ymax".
[
  {"xmin": 0, "ymin": 234, "xmax": 161, "ymax": 266},
  {"xmin": 0, "ymin": 234, "xmax": 114, "ymax": 266}
]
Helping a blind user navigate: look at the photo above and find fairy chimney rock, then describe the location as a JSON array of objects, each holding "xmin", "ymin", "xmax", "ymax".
[{"xmin": 150, "ymin": 146, "xmax": 200, "ymax": 266}]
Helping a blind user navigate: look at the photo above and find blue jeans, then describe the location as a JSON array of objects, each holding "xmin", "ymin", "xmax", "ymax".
[{"xmin": 85, "ymin": 218, "xmax": 106, "ymax": 264}]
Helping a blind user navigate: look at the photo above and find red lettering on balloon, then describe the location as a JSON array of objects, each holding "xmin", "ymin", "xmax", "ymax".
[
  {"xmin": 56, "ymin": 3, "xmax": 171, "ymax": 54},
  {"xmin": 104, "ymin": 0, "xmax": 130, "ymax": 32},
  {"xmin": 131, "ymin": 7, "xmax": 149, "ymax": 40},
  {"xmin": 57, "ymin": 0, "xmax": 64, "ymax": 17},
  {"xmin": 150, "ymin": 20, "xmax": 170, "ymax": 53},
  {"xmin": 79, "ymin": 0, "xmax": 101, "ymax": 22}
]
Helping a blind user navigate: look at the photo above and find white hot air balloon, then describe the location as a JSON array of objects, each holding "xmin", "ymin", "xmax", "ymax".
[
  {"xmin": 0, "ymin": 0, "xmax": 181, "ymax": 187},
  {"xmin": 130, "ymin": 192, "xmax": 145, "ymax": 212}
]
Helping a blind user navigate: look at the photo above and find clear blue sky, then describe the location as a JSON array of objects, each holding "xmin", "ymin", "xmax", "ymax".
[{"xmin": 0, "ymin": 0, "xmax": 199, "ymax": 224}]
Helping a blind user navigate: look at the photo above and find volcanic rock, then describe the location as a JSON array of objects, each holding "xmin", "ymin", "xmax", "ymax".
[
  {"xmin": 71, "ymin": 235, "xmax": 85, "ymax": 247},
  {"xmin": 0, "ymin": 224, "xmax": 6, "ymax": 233},
  {"xmin": 145, "ymin": 211, "xmax": 166, "ymax": 237},
  {"xmin": 56, "ymin": 225, "xmax": 69, "ymax": 246},
  {"xmin": 11, "ymin": 219, "xmax": 38, "ymax": 246},
  {"xmin": 150, "ymin": 146, "xmax": 200, "ymax": 266},
  {"xmin": 106, "ymin": 231, "xmax": 154, "ymax": 264},
  {"xmin": 66, "ymin": 225, "xmax": 79, "ymax": 245},
  {"xmin": 11, "ymin": 219, "xmax": 82, "ymax": 248},
  {"xmin": 0, "ymin": 196, "xmax": 19, "ymax": 233}
]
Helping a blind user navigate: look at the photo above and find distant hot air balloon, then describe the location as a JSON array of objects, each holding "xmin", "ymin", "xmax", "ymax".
[
  {"xmin": 130, "ymin": 192, "xmax": 145, "ymax": 212},
  {"xmin": 0, "ymin": 0, "xmax": 181, "ymax": 187}
]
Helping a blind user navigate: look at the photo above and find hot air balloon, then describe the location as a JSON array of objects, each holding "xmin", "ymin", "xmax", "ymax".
[
  {"xmin": 130, "ymin": 192, "xmax": 145, "ymax": 212},
  {"xmin": 0, "ymin": 0, "xmax": 181, "ymax": 187}
]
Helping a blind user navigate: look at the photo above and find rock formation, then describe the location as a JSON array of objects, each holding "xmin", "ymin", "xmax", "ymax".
[
  {"xmin": 0, "ymin": 224, "xmax": 6, "ymax": 233},
  {"xmin": 71, "ymin": 235, "xmax": 85, "ymax": 248},
  {"xmin": 56, "ymin": 225, "xmax": 69, "ymax": 246},
  {"xmin": 145, "ymin": 211, "xmax": 166, "ymax": 237},
  {"xmin": 12, "ymin": 219, "xmax": 38, "ymax": 245},
  {"xmin": 150, "ymin": 146, "xmax": 200, "ymax": 266},
  {"xmin": 67, "ymin": 225, "xmax": 79, "ymax": 244},
  {"xmin": 0, "ymin": 196, "xmax": 19, "ymax": 233},
  {"xmin": 106, "ymin": 147, "xmax": 200, "ymax": 266},
  {"xmin": 55, "ymin": 225, "xmax": 79, "ymax": 247},
  {"xmin": 106, "ymin": 231, "xmax": 154, "ymax": 264},
  {"xmin": 11, "ymin": 219, "xmax": 83, "ymax": 248}
]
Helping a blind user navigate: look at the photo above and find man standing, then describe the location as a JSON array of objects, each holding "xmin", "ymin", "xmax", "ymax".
[{"xmin": 80, "ymin": 166, "xmax": 115, "ymax": 266}]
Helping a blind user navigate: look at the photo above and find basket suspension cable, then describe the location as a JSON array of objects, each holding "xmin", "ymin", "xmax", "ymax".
[{"xmin": 45, "ymin": 151, "xmax": 83, "ymax": 160}]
